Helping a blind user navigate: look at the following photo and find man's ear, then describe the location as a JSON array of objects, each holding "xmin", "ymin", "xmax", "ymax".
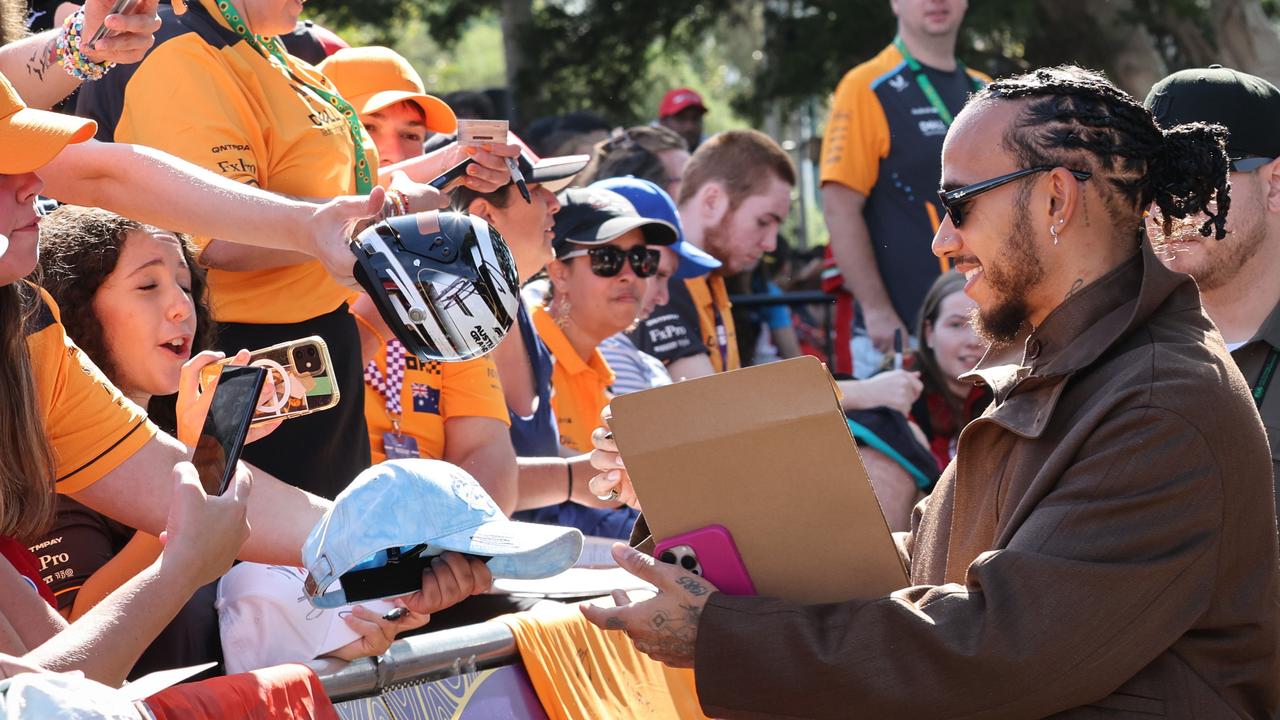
[
  {"xmin": 1046, "ymin": 167, "xmax": 1084, "ymax": 230},
  {"xmin": 1261, "ymin": 157, "xmax": 1280, "ymax": 214},
  {"xmin": 699, "ymin": 181, "xmax": 730, "ymax": 227}
]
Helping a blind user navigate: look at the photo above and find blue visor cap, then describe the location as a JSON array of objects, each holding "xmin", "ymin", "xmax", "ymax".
[
  {"xmin": 302, "ymin": 459, "xmax": 583, "ymax": 608},
  {"xmin": 591, "ymin": 176, "xmax": 721, "ymax": 279}
]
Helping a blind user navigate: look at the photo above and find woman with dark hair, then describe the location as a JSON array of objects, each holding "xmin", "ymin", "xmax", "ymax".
[
  {"xmin": 29, "ymin": 205, "xmax": 258, "ymax": 679},
  {"xmin": 908, "ymin": 270, "xmax": 990, "ymax": 470}
]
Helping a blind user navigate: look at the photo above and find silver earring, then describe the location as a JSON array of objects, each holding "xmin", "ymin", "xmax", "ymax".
[{"xmin": 1049, "ymin": 225, "xmax": 1059, "ymax": 244}]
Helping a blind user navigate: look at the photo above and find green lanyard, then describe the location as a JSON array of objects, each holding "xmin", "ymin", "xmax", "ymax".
[
  {"xmin": 1255, "ymin": 347, "xmax": 1279, "ymax": 408},
  {"xmin": 213, "ymin": 0, "xmax": 373, "ymax": 194},
  {"xmin": 893, "ymin": 36, "xmax": 983, "ymax": 127}
]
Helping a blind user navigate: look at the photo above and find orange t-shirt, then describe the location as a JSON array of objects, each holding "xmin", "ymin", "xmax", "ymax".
[
  {"xmin": 531, "ymin": 306, "xmax": 615, "ymax": 454},
  {"xmin": 361, "ymin": 338, "xmax": 509, "ymax": 464},
  {"xmin": 24, "ymin": 285, "xmax": 157, "ymax": 495},
  {"xmin": 89, "ymin": 0, "xmax": 378, "ymax": 325}
]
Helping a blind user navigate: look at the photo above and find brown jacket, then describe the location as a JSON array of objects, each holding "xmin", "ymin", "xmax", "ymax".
[{"xmin": 694, "ymin": 247, "xmax": 1279, "ymax": 719}]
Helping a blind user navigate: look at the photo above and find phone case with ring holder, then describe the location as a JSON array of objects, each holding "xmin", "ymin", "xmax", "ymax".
[{"xmin": 200, "ymin": 335, "xmax": 340, "ymax": 424}]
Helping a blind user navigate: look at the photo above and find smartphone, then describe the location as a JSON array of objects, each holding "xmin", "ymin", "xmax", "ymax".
[
  {"xmin": 655, "ymin": 524, "xmax": 756, "ymax": 596},
  {"xmin": 87, "ymin": 0, "xmax": 142, "ymax": 48},
  {"xmin": 429, "ymin": 157, "xmax": 476, "ymax": 192},
  {"xmin": 201, "ymin": 336, "xmax": 339, "ymax": 423},
  {"xmin": 191, "ymin": 365, "xmax": 266, "ymax": 495}
]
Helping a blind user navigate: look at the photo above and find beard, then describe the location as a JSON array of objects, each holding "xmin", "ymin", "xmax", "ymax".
[
  {"xmin": 1149, "ymin": 207, "xmax": 1265, "ymax": 292},
  {"xmin": 970, "ymin": 201, "xmax": 1045, "ymax": 345}
]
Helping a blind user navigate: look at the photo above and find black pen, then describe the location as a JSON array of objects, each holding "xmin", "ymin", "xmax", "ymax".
[
  {"xmin": 893, "ymin": 328, "xmax": 904, "ymax": 371},
  {"xmin": 504, "ymin": 157, "xmax": 532, "ymax": 203}
]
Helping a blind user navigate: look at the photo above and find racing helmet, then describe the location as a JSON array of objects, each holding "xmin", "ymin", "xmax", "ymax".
[{"xmin": 351, "ymin": 211, "xmax": 520, "ymax": 362}]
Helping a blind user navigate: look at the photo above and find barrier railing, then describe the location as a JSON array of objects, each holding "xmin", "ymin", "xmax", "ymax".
[
  {"xmin": 728, "ymin": 290, "xmax": 837, "ymax": 363},
  {"xmin": 312, "ymin": 621, "xmax": 518, "ymax": 702}
]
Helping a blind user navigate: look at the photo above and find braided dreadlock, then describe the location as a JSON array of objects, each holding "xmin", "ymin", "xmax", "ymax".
[{"xmin": 976, "ymin": 66, "xmax": 1231, "ymax": 240}]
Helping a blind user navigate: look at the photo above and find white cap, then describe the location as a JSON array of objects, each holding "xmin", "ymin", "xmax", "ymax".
[{"xmin": 216, "ymin": 563, "xmax": 395, "ymax": 674}]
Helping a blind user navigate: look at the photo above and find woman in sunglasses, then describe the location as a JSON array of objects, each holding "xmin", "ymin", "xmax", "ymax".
[{"xmin": 535, "ymin": 187, "xmax": 679, "ymax": 455}]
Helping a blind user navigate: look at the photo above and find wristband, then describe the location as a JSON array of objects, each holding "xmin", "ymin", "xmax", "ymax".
[
  {"xmin": 566, "ymin": 461, "xmax": 574, "ymax": 503},
  {"xmin": 57, "ymin": 10, "xmax": 115, "ymax": 81},
  {"xmin": 389, "ymin": 189, "xmax": 409, "ymax": 217}
]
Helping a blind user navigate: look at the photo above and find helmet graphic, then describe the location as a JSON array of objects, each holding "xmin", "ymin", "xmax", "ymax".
[{"xmin": 351, "ymin": 211, "xmax": 520, "ymax": 362}]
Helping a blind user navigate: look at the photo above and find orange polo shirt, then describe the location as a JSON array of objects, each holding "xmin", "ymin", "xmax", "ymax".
[
  {"xmin": 84, "ymin": 0, "xmax": 379, "ymax": 325},
  {"xmin": 25, "ymin": 285, "xmax": 157, "ymax": 495},
  {"xmin": 531, "ymin": 306, "xmax": 615, "ymax": 454}
]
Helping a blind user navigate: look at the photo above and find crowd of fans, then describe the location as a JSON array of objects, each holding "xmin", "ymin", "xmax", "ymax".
[{"xmin": 0, "ymin": 0, "xmax": 1277, "ymax": 717}]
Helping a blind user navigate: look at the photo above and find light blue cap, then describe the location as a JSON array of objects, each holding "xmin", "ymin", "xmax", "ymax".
[
  {"xmin": 302, "ymin": 459, "xmax": 583, "ymax": 608},
  {"xmin": 591, "ymin": 176, "xmax": 721, "ymax": 279}
]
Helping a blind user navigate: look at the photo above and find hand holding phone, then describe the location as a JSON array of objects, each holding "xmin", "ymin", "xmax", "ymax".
[
  {"xmin": 199, "ymin": 336, "xmax": 339, "ymax": 424},
  {"xmin": 191, "ymin": 364, "xmax": 266, "ymax": 496},
  {"xmin": 655, "ymin": 524, "xmax": 756, "ymax": 596},
  {"xmin": 428, "ymin": 158, "xmax": 476, "ymax": 192},
  {"xmin": 87, "ymin": 0, "xmax": 142, "ymax": 49}
]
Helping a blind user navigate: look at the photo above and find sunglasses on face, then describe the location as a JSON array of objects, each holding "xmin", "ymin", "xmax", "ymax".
[
  {"xmin": 560, "ymin": 244, "xmax": 661, "ymax": 278},
  {"xmin": 938, "ymin": 166, "xmax": 1092, "ymax": 227}
]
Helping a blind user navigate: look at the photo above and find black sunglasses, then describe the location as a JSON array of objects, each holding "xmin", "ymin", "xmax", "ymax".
[
  {"xmin": 561, "ymin": 245, "xmax": 661, "ymax": 278},
  {"xmin": 938, "ymin": 166, "xmax": 1092, "ymax": 227}
]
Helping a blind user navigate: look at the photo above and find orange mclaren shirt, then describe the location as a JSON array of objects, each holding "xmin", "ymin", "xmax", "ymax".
[
  {"xmin": 25, "ymin": 285, "xmax": 156, "ymax": 495},
  {"xmin": 531, "ymin": 306, "xmax": 615, "ymax": 454},
  {"xmin": 77, "ymin": 0, "xmax": 378, "ymax": 325}
]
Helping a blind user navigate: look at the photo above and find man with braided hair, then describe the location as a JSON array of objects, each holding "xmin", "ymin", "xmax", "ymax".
[{"xmin": 583, "ymin": 66, "xmax": 1277, "ymax": 718}]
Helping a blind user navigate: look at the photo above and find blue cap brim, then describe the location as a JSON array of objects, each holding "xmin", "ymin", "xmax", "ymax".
[{"xmin": 673, "ymin": 240, "xmax": 721, "ymax": 279}]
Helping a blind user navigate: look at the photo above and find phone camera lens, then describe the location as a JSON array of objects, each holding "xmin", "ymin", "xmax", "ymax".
[
  {"xmin": 659, "ymin": 552, "xmax": 676, "ymax": 565},
  {"xmin": 680, "ymin": 556, "xmax": 698, "ymax": 571}
]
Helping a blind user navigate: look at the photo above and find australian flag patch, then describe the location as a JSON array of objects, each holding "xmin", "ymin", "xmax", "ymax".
[{"xmin": 411, "ymin": 383, "xmax": 441, "ymax": 414}]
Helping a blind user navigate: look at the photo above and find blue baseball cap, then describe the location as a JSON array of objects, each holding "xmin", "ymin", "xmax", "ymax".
[
  {"xmin": 302, "ymin": 459, "xmax": 583, "ymax": 608},
  {"xmin": 590, "ymin": 177, "xmax": 721, "ymax": 279}
]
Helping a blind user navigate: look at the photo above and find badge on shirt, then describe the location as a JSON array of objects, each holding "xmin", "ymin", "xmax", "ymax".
[{"xmin": 382, "ymin": 432, "xmax": 421, "ymax": 460}]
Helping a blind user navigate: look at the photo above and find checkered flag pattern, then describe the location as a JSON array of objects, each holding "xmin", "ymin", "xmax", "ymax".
[{"xmin": 364, "ymin": 339, "xmax": 407, "ymax": 417}]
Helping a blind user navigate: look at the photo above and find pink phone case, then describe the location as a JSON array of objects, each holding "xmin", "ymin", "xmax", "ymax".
[{"xmin": 654, "ymin": 524, "xmax": 756, "ymax": 596}]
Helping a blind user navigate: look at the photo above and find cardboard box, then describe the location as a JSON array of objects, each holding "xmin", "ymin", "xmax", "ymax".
[{"xmin": 610, "ymin": 356, "xmax": 909, "ymax": 605}]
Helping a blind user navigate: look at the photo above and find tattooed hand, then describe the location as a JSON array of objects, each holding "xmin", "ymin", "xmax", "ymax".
[{"xmin": 580, "ymin": 543, "xmax": 716, "ymax": 668}]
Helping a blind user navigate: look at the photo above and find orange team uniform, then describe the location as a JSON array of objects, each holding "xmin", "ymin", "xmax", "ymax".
[
  {"xmin": 25, "ymin": 285, "xmax": 157, "ymax": 496},
  {"xmin": 531, "ymin": 306, "xmax": 615, "ymax": 454},
  {"xmin": 357, "ymin": 316, "xmax": 509, "ymax": 464},
  {"xmin": 820, "ymin": 42, "xmax": 989, "ymax": 326}
]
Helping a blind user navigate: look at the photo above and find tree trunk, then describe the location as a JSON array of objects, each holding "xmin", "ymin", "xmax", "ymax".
[
  {"xmin": 1031, "ymin": 0, "xmax": 1169, "ymax": 94},
  {"xmin": 1204, "ymin": 0, "xmax": 1280, "ymax": 82},
  {"xmin": 500, "ymin": 0, "xmax": 533, "ymax": 123}
]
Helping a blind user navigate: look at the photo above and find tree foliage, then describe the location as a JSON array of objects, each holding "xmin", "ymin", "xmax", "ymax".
[{"xmin": 306, "ymin": 0, "xmax": 1280, "ymax": 125}]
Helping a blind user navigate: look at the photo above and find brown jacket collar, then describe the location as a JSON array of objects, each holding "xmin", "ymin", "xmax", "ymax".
[{"xmin": 962, "ymin": 241, "xmax": 1197, "ymax": 438}]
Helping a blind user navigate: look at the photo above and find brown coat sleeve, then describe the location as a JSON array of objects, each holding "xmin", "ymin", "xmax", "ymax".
[{"xmin": 693, "ymin": 407, "xmax": 1227, "ymax": 719}]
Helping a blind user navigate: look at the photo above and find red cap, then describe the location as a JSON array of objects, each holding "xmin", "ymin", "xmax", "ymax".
[{"xmin": 659, "ymin": 88, "xmax": 707, "ymax": 118}]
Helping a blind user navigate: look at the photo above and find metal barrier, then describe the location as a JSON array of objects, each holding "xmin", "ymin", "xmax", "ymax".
[
  {"xmin": 312, "ymin": 621, "xmax": 518, "ymax": 702},
  {"xmin": 728, "ymin": 290, "xmax": 837, "ymax": 363}
]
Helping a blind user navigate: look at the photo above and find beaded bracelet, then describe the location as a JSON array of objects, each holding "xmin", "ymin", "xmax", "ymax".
[
  {"xmin": 56, "ymin": 10, "xmax": 115, "ymax": 81},
  {"xmin": 388, "ymin": 189, "xmax": 409, "ymax": 217}
]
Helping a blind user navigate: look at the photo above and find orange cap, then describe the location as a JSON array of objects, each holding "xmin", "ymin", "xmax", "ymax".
[
  {"xmin": 319, "ymin": 47, "xmax": 457, "ymax": 134},
  {"xmin": 0, "ymin": 73, "xmax": 96, "ymax": 174}
]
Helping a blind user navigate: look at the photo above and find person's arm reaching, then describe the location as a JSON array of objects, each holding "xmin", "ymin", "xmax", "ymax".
[
  {"xmin": 25, "ymin": 462, "xmax": 250, "ymax": 687},
  {"xmin": 822, "ymin": 182, "xmax": 907, "ymax": 353},
  {"xmin": 0, "ymin": 0, "xmax": 160, "ymax": 110},
  {"xmin": 70, "ymin": 431, "xmax": 326, "ymax": 567},
  {"xmin": 443, "ymin": 416, "xmax": 518, "ymax": 515},
  {"xmin": 515, "ymin": 455, "xmax": 618, "ymax": 512},
  {"xmin": 38, "ymin": 140, "xmax": 384, "ymax": 285}
]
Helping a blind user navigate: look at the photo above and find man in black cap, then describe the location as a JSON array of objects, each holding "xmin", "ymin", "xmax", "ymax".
[{"xmin": 1145, "ymin": 65, "xmax": 1280, "ymax": 508}]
